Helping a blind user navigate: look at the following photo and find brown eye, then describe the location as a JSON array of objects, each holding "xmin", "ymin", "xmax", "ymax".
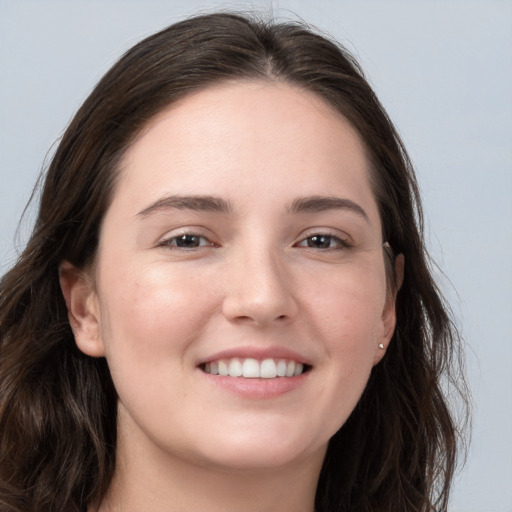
[
  {"xmin": 296, "ymin": 233, "xmax": 350, "ymax": 250},
  {"xmin": 174, "ymin": 234, "xmax": 202, "ymax": 248},
  {"xmin": 297, "ymin": 234, "xmax": 349, "ymax": 250},
  {"xmin": 306, "ymin": 235, "xmax": 333, "ymax": 249},
  {"xmin": 161, "ymin": 233, "xmax": 212, "ymax": 250}
]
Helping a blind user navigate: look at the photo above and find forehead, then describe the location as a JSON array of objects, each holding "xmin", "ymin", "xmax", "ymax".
[
  {"xmin": 114, "ymin": 80, "xmax": 378, "ymax": 220},
  {"xmin": 134, "ymin": 80, "xmax": 364, "ymax": 153}
]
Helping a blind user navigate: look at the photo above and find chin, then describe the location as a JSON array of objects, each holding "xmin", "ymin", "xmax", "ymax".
[{"xmin": 190, "ymin": 426, "xmax": 327, "ymax": 472}]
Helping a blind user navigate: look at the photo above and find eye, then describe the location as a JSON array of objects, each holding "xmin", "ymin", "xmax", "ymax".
[
  {"xmin": 159, "ymin": 233, "xmax": 215, "ymax": 250},
  {"xmin": 296, "ymin": 234, "xmax": 350, "ymax": 250}
]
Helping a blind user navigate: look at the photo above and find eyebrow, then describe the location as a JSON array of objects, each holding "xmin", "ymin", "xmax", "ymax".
[
  {"xmin": 136, "ymin": 194, "xmax": 368, "ymax": 221},
  {"xmin": 137, "ymin": 195, "xmax": 234, "ymax": 217},
  {"xmin": 288, "ymin": 195, "xmax": 369, "ymax": 221}
]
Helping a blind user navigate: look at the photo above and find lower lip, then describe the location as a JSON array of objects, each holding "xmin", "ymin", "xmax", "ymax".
[{"xmin": 200, "ymin": 370, "xmax": 309, "ymax": 399}]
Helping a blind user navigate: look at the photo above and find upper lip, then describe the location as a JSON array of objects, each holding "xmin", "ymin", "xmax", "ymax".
[{"xmin": 197, "ymin": 346, "xmax": 312, "ymax": 366}]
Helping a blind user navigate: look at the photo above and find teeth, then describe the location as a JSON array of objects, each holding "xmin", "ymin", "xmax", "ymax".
[
  {"xmin": 276, "ymin": 359, "xmax": 287, "ymax": 377},
  {"xmin": 242, "ymin": 358, "xmax": 260, "ymax": 378},
  {"xmin": 228, "ymin": 358, "xmax": 243, "ymax": 377},
  {"xmin": 218, "ymin": 360, "xmax": 229, "ymax": 376},
  {"xmin": 260, "ymin": 359, "xmax": 277, "ymax": 378},
  {"xmin": 202, "ymin": 357, "xmax": 307, "ymax": 378}
]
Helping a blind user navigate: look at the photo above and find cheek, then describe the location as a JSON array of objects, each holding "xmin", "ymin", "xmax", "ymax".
[
  {"xmin": 96, "ymin": 262, "xmax": 218, "ymax": 366},
  {"xmin": 93, "ymin": 263, "xmax": 220, "ymax": 434},
  {"xmin": 307, "ymin": 265, "xmax": 386, "ymax": 344},
  {"xmin": 303, "ymin": 266, "xmax": 386, "ymax": 417}
]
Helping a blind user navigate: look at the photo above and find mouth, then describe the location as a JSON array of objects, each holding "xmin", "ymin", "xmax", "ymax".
[{"xmin": 199, "ymin": 357, "xmax": 311, "ymax": 379}]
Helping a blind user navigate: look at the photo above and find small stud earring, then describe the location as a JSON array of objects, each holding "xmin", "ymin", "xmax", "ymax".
[{"xmin": 378, "ymin": 343, "xmax": 385, "ymax": 349}]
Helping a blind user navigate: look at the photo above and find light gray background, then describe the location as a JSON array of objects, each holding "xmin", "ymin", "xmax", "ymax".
[{"xmin": 1, "ymin": 1, "xmax": 511, "ymax": 510}]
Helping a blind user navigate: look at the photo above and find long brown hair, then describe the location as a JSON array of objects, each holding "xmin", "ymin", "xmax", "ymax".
[{"xmin": 0, "ymin": 12, "xmax": 468, "ymax": 512}]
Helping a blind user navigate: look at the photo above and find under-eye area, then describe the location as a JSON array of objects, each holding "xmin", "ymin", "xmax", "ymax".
[{"xmin": 200, "ymin": 358, "xmax": 312, "ymax": 378}]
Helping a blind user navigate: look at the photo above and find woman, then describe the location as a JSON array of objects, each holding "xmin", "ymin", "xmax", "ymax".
[{"xmin": 0, "ymin": 12, "xmax": 468, "ymax": 512}]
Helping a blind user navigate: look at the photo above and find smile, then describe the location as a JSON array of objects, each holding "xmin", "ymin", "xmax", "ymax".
[{"xmin": 201, "ymin": 358, "xmax": 309, "ymax": 378}]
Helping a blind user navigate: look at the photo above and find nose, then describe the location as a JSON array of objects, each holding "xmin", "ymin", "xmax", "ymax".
[{"xmin": 221, "ymin": 246, "xmax": 299, "ymax": 327}]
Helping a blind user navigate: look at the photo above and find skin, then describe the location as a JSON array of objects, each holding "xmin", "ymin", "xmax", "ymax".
[{"xmin": 60, "ymin": 81, "xmax": 401, "ymax": 512}]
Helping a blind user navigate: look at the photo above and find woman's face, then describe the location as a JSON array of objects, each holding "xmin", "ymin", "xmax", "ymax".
[{"xmin": 66, "ymin": 81, "xmax": 397, "ymax": 473}]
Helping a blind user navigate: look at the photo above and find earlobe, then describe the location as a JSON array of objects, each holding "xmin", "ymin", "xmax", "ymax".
[
  {"xmin": 59, "ymin": 261, "xmax": 105, "ymax": 357},
  {"xmin": 373, "ymin": 253, "xmax": 405, "ymax": 366}
]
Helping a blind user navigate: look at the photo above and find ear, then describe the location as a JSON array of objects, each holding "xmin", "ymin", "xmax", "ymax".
[
  {"xmin": 373, "ymin": 254, "xmax": 404, "ymax": 365},
  {"xmin": 59, "ymin": 261, "xmax": 106, "ymax": 357}
]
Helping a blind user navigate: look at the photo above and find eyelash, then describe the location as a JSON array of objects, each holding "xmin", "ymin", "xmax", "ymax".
[
  {"xmin": 158, "ymin": 231, "xmax": 351, "ymax": 251},
  {"xmin": 158, "ymin": 232, "xmax": 217, "ymax": 250},
  {"xmin": 294, "ymin": 233, "xmax": 352, "ymax": 251}
]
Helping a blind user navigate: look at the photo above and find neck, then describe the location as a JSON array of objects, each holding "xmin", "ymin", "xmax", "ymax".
[
  {"xmin": 100, "ymin": 462, "xmax": 319, "ymax": 512},
  {"xmin": 95, "ymin": 414, "xmax": 323, "ymax": 512}
]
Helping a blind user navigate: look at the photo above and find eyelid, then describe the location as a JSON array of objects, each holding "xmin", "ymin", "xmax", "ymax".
[
  {"xmin": 295, "ymin": 235, "xmax": 351, "ymax": 250},
  {"xmin": 295, "ymin": 228, "xmax": 352, "ymax": 245},
  {"xmin": 157, "ymin": 228, "xmax": 219, "ymax": 249},
  {"xmin": 154, "ymin": 226, "xmax": 353, "ymax": 251}
]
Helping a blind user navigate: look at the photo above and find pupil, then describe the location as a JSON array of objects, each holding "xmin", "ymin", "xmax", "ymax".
[
  {"xmin": 308, "ymin": 235, "xmax": 330, "ymax": 248},
  {"xmin": 176, "ymin": 234, "xmax": 200, "ymax": 248}
]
